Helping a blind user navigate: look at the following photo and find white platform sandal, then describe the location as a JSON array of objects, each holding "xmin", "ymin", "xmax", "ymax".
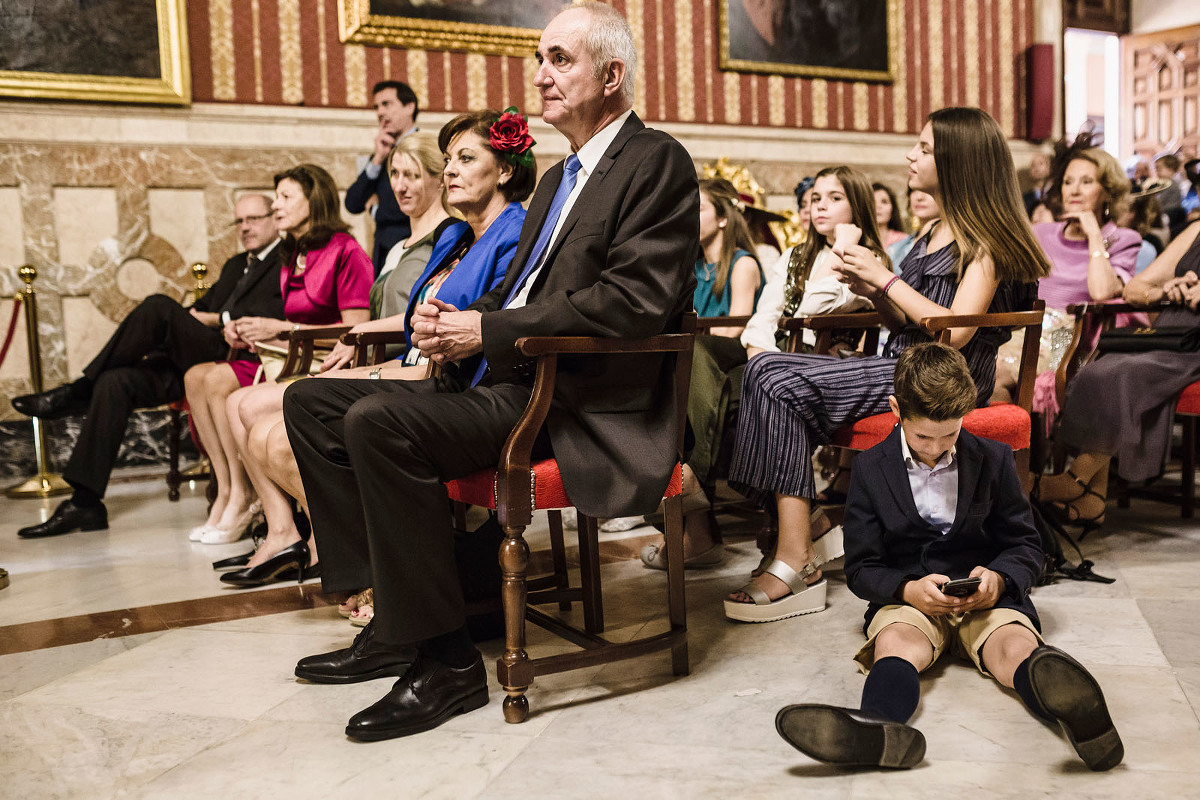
[{"xmin": 723, "ymin": 558, "xmax": 828, "ymax": 623}]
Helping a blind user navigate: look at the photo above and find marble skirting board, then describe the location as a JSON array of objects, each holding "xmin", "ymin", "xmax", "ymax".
[{"xmin": 0, "ymin": 409, "xmax": 199, "ymax": 482}]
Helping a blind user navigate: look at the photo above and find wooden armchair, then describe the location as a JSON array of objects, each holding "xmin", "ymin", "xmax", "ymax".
[{"xmin": 443, "ymin": 314, "xmax": 697, "ymax": 723}]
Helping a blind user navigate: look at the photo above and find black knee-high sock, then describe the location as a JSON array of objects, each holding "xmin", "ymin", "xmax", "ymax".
[
  {"xmin": 423, "ymin": 625, "xmax": 477, "ymax": 668},
  {"xmin": 860, "ymin": 656, "xmax": 921, "ymax": 723},
  {"xmin": 1012, "ymin": 654, "xmax": 1054, "ymax": 721}
]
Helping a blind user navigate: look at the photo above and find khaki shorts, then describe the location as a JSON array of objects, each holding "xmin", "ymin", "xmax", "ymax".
[{"xmin": 853, "ymin": 605, "xmax": 1044, "ymax": 677}]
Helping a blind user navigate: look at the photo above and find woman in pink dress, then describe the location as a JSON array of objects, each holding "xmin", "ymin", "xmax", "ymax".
[{"xmin": 184, "ymin": 164, "xmax": 373, "ymax": 546}]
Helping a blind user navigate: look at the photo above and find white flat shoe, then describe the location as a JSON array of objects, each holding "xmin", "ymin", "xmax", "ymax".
[
  {"xmin": 189, "ymin": 524, "xmax": 216, "ymax": 542},
  {"xmin": 200, "ymin": 501, "xmax": 262, "ymax": 545},
  {"xmin": 724, "ymin": 558, "xmax": 827, "ymax": 623}
]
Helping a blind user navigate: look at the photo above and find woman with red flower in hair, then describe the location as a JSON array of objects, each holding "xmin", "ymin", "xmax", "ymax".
[{"xmin": 214, "ymin": 109, "xmax": 538, "ymax": 593}]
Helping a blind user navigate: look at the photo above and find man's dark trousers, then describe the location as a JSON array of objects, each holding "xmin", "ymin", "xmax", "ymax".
[
  {"xmin": 283, "ymin": 375, "xmax": 537, "ymax": 647},
  {"xmin": 62, "ymin": 294, "xmax": 230, "ymax": 497}
]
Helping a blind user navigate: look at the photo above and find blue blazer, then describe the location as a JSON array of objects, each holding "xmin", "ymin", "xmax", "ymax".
[
  {"xmin": 398, "ymin": 201, "xmax": 525, "ymax": 357},
  {"xmin": 843, "ymin": 426, "xmax": 1045, "ymax": 633}
]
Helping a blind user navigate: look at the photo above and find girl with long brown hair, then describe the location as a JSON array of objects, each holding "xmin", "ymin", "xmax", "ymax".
[{"xmin": 723, "ymin": 107, "xmax": 1051, "ymax": 623}]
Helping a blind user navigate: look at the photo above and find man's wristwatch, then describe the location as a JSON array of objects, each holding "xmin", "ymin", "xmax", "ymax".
[{"xmin": 369, "ymin": 368, "xmax": 382, "ymax": 380}]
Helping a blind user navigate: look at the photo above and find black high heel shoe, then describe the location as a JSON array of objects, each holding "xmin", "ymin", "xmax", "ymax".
[
  {"xmin": 220, "ymin": 540, "xmax": 317, "ymax": 588},
  {"xmin": 1046, "ymin": 469, "xmax": 1107, "ymax": 537}
]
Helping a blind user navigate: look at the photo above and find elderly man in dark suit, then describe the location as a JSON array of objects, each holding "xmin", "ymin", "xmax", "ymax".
[
  {"xmin": 284, "ymin": 1, "xmax": 699, "ymax": 740},
  {"xmin": 15, "ymin": 194, "xmax": 285, "ymax": 538}
]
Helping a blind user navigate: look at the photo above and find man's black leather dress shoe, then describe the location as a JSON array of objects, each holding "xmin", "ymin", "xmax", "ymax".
[
  {"xmin": 1027, "ymin": 645, "xmax": 1123, "ymax": 771},
  {"xmin": 12, "ymin": 383, "xmax": 88, "ymax": 420},
  {"xmin": 18, "ymin": 499, "xmax": 108, "ymax": 539},
  {"xmin": 295, "ymin": 620, "xmax": 418, "ymax": 684},
  {"xmin": 345, "ymin": 651, "xmax": 489, "ymax": 741},
  {"xmin": 775, "ymin": 704, "xmax": 926, "ymax": 769}
]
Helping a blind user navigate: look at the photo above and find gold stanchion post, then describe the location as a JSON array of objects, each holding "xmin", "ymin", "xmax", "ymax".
[{"xmin": 7, "ymin": 265, "xmax": 72, "ymax": 498}]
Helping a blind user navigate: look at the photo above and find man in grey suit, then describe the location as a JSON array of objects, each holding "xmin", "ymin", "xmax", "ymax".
[{"xmin": 284, "ymin": 1, "xmax": 699, "ymax": 740}]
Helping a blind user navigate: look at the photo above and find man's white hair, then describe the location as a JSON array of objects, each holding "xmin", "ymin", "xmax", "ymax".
[{"xmin": 574, "ymin": 1, "xmax": 638, "ymax": 106}]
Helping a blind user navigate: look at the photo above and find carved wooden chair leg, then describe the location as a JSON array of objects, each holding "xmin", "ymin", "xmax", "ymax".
[
  {"xmin": 662, "ymin": 493, "xmax": 689, "ymax": 676},
  {"xmin": 167, "ymin": 405, "xmax": 182, "ymax": 501},
  {"xmin": 498, "ymin": 523, "xmax": 533, "ymax": 724},
  {"xmin": 1183, "ymin": 416, "xmax": 1196, "ymax": 519},
  {"xmin": 576, "ymin": 513, "xmax": 604, "ymax": 634},
  {"xmin": 546, "ymin": 509, "xmax": 571, "ymax": 611}
]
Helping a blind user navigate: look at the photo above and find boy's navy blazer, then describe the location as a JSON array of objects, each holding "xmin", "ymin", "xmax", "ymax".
[{"xmin": 843, "ymin": 426, "xmax": 1045, "ymax": 634}]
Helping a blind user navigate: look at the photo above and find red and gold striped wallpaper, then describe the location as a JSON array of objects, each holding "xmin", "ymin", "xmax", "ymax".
[{"xmin": 188, "ymin": 0, "xmax": 1034, "ymax": 137}]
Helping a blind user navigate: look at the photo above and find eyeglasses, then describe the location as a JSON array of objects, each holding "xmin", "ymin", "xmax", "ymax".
[{"xmin": 232, "ymin": 214, "xmax": 272, "ymax": 227}]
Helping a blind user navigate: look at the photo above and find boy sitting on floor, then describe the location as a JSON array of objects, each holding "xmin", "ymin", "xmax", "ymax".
[{"xmin": 775, "ymin": 342, "xmax": 1122, "ymax": 771}]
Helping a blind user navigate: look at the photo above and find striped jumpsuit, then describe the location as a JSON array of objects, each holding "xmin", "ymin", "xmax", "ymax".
[{"xmin": 728, "ymin": 233, "xmax": 1035, "ymax": 505}]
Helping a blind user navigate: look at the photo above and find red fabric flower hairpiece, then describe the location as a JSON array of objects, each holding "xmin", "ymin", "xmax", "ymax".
[{"xmin": 489, "ymin": 107, "xmax": 536, "ymax": 168}]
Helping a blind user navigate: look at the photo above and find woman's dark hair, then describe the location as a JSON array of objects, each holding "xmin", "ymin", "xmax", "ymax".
[
  {"xmin": 273, "ymin": 163, "xmax": 350, "ymax": 259},
  {"xmin": 699, "ymin": 178, "xmax": 759, "ymax": 301},
  {"xmin": 872, "ymin": 182, "xmax": 905, "ymax": 234},
  {"xmin": 784, "ymin": 166, "xmax": 891, "ymax": 308},
  {"xmin": 438, "ymin": 110, "xmax": 537, "ymax": 203},
  {"xmin": 794, "ymin": 176, "xmax": 815, "ymax": 211}
]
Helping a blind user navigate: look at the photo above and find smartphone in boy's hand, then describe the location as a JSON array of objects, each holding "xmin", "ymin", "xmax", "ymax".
[{"xmin": 940, "ymin": 577, "xmax": 982, "ymax": 597}]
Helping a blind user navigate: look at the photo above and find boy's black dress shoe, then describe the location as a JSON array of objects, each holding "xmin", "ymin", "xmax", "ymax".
[
  {"xmin": 775, "ymin": 704, "xmax": 926, "ymax": 769},
  {"xmin": 345, "ymin": 652, "xmax": 489, "ymax": 741},
  {"xmin": 18, "ymin": 499, "xmax": 108, "ymax": 538},
  {"xmin": 1026, "ymin": 646, "xmax": 1123, "ymax": 771},
  {"xmin": 295, "ymin": 621, "xmax": 418, "ymax": 684},
  {"xmin": 12, "ymin": 384, "xmax": 87, "ymax": 420}
]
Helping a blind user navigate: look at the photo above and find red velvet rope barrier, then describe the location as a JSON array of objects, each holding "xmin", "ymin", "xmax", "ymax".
[{"xmin": 0, "ymin": 294, "xmax": 22, "ymax": 370}]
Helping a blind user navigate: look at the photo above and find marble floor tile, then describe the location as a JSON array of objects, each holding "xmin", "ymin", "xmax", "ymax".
[
  {"xmin": 0, "ymin": 632, "xmax": 163, "ymax": 702},
  {"xmin": 0, "ymin": 702, "xmax": 247, "ymax": 800},
  {"xmin": 16, "ymin": 627, "xmax": 349, "ymax": 719},
  {"xmin": 1173, "ymin": 665, "xmax": 1200, "ymax": 716},
  {"xmin": 1137, "ymin": 598, "xmax": 1200, "ymax": 667},
  {"xmin": 1034, "ymin": 597, "xmax": 1168, "ymax": 667},
  {"xmin": 483, "ymin": 737, "xmax": 854, "ymax": 799},
  {"xmin": 128, "ymin": 720, "xmax": 532, "ymax": 800}
]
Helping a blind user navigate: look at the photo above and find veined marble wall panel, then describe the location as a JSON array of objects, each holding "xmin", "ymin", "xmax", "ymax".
[
  {"xmin": 62, "ymin": 296, "xmax": 118, "ymax": 380},
  {"xmin": 53, "ymin": 188, "xmax": 119, "ymax": 268},
  {"xmin": 0, "ymin": 187, "xmax": 23, "ymax": 266},
  {"xmin": 149, "ymin": 189, "xmax": 210, "ymax": 266}
]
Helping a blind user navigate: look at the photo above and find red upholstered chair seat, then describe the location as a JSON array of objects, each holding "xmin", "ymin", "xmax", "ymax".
[
  {"xmin": 447, "ymin": 461, "xmax": 684, "ymax": 511},
  {"xmin": 1178, "ymin": 381, "xmax": 1200, "ymax": 415},
  {"xmin": 830, "ymin": 403, "xmax": 1031, "ymax": 452}
]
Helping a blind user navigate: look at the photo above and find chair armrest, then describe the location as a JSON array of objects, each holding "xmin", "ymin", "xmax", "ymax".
[
  {"xmin": 276, "ymin": 325, "xmax": 356, "ymax": 378},
  {"xmin": 695, "ymin": 315, "xmax": 752, "ymax": 332},
  {"xmin": 777, "ymin": 312, "xmax": 883, "ymax": 332},
  {"xmin": 515, "ymin": 333, "xmax": 695, "ymax": 357},
  {"xmin": 920, "ymin": 308, "xmax": 1045, "ymax": 334},
  {"xmin": 495, "ymin": 315, "xmax": 697, "ymax": 529},
  {"xmin": 340, "ymin": 330, "xmax": 408, "ymax": 367},
  {"xmin": 1063, "ymin": 300, "xmax": 1145, "ymax": 316}
]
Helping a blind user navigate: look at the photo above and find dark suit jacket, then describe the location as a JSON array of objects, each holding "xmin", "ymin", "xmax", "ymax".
[
  {"xmin": 344, "ymin": 162, "xmax": 410, "ymax": 270},
  {"xmin": 463, "ymin": 113, "xmax": 700, "ymax": 518},
  {"xmin": 192, "ymin": 243, "xmax": 286, "ymax": 322},
  {"xmin": 844, "ymin": 427, "xmax": 1045, "ymax": 633}
]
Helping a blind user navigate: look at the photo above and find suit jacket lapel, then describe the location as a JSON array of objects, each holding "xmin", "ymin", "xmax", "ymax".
[
  {"xmin": 227, "ymin": 248, "xmax": 278, "ymax": 306},
  {"xmin": 881, "ymin": 426, "xmax": 935, "ymax": 531},
  {"xmin": 946, "ymin": 433, "xmax": 982, "ymax": 538},
  {"xmin": 531, "ymin": 113, "xmax": 646, "ymax": 285}
]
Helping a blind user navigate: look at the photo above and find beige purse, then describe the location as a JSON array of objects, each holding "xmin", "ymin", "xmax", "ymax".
[{"xmin": 253, "ymin": 340, "xmax": 326, "ymax": 384}]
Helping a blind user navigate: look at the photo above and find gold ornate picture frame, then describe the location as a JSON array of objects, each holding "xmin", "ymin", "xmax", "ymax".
[
  {"xmin": 339, "ymin": 0, "xmax": 573, "ymax": 58},
  {"xmin": 720, "ymin": 0, "xmax": 898, "ymax": 82},
  {"xmin": 0, "ymin": 0, "xmax": 190, "ymax": 105}
]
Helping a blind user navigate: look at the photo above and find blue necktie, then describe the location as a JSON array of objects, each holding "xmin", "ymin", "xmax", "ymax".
[{"xmin": 471, "ymin": 154, "xmax": 581, "ymax": 387}]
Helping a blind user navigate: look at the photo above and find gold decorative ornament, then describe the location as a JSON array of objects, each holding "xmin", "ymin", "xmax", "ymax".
[{"xmin": 701, "ymin": 157, "xmax": 804, "ymax": 248}]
